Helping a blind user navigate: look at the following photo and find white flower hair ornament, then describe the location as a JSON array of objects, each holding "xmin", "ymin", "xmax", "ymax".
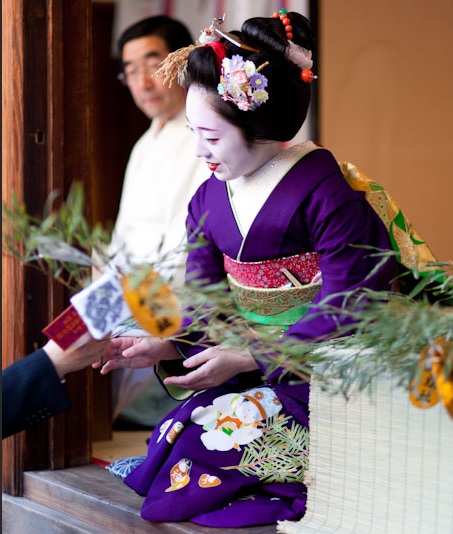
[
  {"xmin": 217, "ymin": 55, "xmax": 270, "ymax": 111},
  {"xmin": 198, "ymin": 16, "xmax": 225, "ymax": 45}
]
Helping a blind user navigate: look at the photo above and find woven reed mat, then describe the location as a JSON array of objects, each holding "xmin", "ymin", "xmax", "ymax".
[{"xmin": 278, "ymin": 371, "xmax": 453, "ymax": 533}]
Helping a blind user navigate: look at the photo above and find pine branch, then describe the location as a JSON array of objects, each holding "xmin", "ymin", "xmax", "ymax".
[
  {"xmin": 3, "ymin": 185, "xmax": 452, "ymax": 402},
  {"xmin": 221, "ymin": 414, "xmax": 309, "ymax": 483}
]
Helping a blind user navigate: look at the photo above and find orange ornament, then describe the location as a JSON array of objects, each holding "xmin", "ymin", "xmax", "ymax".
[
  {"xmin": 301, "ymin": 69, "xmax": 316, "ymax": 83},
  {"xmin": 121, "ymin": 270, "xmax": 182, "ymax": 338},
  {"xmin": 409, "ymin": 356, "xmax": 440, "ymax": 409},
  {"xmin": 431, "ymin": 336, "xmax": 453, "ymax": 418},
  {"xmin": 409, "ymin": 336, "xmax": 453, "ymax": 414}
]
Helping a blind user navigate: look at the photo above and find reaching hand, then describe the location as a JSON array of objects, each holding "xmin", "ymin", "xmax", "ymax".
[
  {"xmin": 44, "ymin": 333, "xmax": 110, "ymax": 380},
  {"xmin": 163, "ymin": 346, "xmax": 259, "ymax": 391},
  {"xmin": 95, "ymin": 336, "xmax": 180, "ymax": 374}
]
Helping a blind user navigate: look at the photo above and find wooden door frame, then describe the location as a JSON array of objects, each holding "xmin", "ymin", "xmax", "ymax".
[{"xmin": 2, "ymin": 0, "xmax": 94, "ymax": 495}]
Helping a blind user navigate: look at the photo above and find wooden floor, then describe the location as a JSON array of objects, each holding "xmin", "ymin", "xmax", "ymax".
[
  {"xmin": 3, "ymin": 432, "xmax": 278, "ymax": 533},
  {"xmin": 92, "ymin": 430, "xmax": 151, "ymax": 464},
  {"xmin": 2, "ymin": 464, "xmax": 277, "ymax": 534}
]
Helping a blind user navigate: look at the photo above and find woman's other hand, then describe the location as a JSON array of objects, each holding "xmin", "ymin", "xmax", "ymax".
[{"xmin": 163, "ymin": 346, "xmax": 259, "ymax": 391}]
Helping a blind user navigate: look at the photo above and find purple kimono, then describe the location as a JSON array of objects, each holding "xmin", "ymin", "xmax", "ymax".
[{"xmin": 124, "ymin": 147, "xmax": 396, "ymax": 527}]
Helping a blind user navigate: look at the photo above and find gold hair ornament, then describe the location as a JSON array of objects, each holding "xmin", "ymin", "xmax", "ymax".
[
  {"xmin": 153, "ymin": 15, "xmax": 227, "ymax": 87},
  {"xmin": 154, "ymin": 16, "xmax": 261, "ymax": 88},
  {"xmin": 214, "ymin": 29, "xmax": 259, "ymax": 53},
  {"xmin": 153, "ymin": 44, "xmax": 199, "ymax": 87}
]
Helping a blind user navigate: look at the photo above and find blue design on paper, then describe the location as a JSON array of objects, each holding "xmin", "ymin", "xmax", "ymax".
[
  {"xmin": 70, "ymin": 270, "xmax": 132, "ymax": 339},
  {"xmin": 84, "ymin": 280, "xmax": 124, "ymax": 332}
]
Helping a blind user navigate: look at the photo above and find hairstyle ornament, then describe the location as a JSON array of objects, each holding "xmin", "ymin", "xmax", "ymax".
[
  {"xmin": 272, "ymin": 8, "xmax": 293, "ymax": 40},
  {"xmin": 199, "ymin": 14, "xmax": 259, "ymax": 52},
  {"xmin": 198, "ymin": 15, "xmax": 225, "ymax": 44},
  {"xmin": 155, "ymin": 15, "xmax": 226, "ymax": 87},
  {"xmin": 217, "ymin": 55, "xmax": 270, "ymax": 111},
  {"xmin": 272, "ymin": 8, "xmax": 317, "ymax": 84}
]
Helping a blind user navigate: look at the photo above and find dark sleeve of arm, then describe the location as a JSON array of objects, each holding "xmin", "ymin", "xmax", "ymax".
[{"xmin": 2, "ymin": 349, "xmax": 70, "ymax": 439}]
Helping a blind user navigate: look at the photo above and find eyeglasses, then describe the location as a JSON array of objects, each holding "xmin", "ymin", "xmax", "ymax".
[{"xmin": 117, "ymin": 58, "xmax": 162, "ymax": 86}]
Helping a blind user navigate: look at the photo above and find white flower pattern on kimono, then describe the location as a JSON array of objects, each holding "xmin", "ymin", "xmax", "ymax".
[{"xmin": 191, "ymin": 387, "xmax": 282, "ymax": 451}]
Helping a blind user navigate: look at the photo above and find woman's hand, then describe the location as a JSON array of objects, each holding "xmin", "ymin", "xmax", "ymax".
[
  {"xmin": 163, "ymin": 346, "xmax": 259, "ymax": 391},
  {"xmin": 95, "ymin": 336, "xmax": 180, "ymax": 374}
]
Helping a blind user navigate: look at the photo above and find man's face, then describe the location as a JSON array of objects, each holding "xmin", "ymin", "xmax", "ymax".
[{"xmin": 121, "ymin": 35, "xmax": 186, "ymax": 122}]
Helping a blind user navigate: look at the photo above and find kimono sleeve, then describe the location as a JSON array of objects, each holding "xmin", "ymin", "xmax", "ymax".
[
  {"xmin": 169, "ymin": 180, "xmax": 225, "ymax": 360},
  {"xmin": 286, "ymin": 173, "xmax": 397, "ymax": 341}
]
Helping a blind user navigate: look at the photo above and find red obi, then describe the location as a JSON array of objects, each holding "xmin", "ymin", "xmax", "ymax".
[{"xmin": 223, "ymin": 252, "xmax": 321, "ymax": 288}]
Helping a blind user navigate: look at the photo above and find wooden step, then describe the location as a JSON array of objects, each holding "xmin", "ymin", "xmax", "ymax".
[
  {"xmin": 2, "ymin": 493, "xmax": 107, "ymax": 534},
  {"xmin": 22, "ymin": 464, "xmax": 277, "ymax": 533}
]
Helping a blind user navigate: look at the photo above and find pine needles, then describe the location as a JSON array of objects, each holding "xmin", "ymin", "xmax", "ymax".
[
  {"xmin": 222, "ymin": 414, "xmax": 309, "ymax": 483},
  {"xmin": 3, "ymin": 184, "xmax": 453, "ymax": 399}
]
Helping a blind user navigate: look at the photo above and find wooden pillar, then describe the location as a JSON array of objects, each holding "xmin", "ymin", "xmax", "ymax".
[{"xmin": 2, "ymin": 0, "xmax": 94, "ymax": 495}]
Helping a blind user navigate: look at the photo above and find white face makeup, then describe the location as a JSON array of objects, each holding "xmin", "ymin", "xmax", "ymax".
[{"xmin": 186, "ymin": 85, "xmax": 279, "ymax": 182}]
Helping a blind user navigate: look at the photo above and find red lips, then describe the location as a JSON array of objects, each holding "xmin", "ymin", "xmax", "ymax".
[{"xmin": 207, "ymin": 163, "xmax": 219, "ymax": 171}]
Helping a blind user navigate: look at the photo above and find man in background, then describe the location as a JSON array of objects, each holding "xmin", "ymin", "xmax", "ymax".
[{"xmin": 109, "ymin": 16, "xmax": 210, "ymax": 429}]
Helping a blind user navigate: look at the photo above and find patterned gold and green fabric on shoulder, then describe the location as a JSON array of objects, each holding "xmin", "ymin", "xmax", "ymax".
[{"xmin": 340, "ymin": 161, "xmax": 443, "ymax": 282}]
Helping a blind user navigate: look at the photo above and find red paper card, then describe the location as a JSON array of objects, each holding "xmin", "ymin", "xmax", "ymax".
[{"xmin": 42, "ymin": 304, "xmax": 88, "ymax": 350}]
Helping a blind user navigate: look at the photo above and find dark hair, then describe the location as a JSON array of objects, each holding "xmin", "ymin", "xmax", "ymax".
[
  {"xmin": 117, "ymin": 15, "xmax": 194, "ymax": 58},
  {"xmin": 185, "ymin": 13, "xmax": 315, "ymax": 142},
  {"xmin": 186, "ymin": 12, "xmax": 314, "ymax": 141}
]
